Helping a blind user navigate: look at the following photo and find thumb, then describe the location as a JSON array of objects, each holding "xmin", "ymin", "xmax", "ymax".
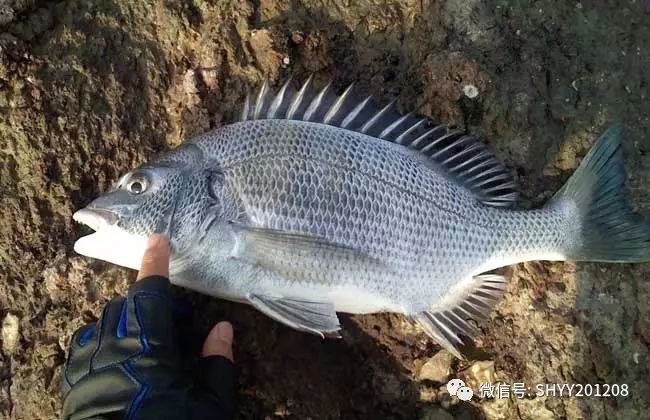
[
  {"xmin": 137, "ymin": 234, "xmax": 170, "ymax": 280},
  {"xmin": 192, "ymin": 321, "xmax": 237, "ymax": 419},
  {"xmin": 202, "ymin": 322, "xmax": 234, "ymax": 362}
]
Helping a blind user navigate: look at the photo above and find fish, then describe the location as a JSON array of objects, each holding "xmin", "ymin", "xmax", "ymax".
[{"xmin": 73, "ymin": 76, "xmax": 650, "ymax": 357}]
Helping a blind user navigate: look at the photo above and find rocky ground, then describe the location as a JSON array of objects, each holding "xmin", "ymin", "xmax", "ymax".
[{"xmin": 1, "ymin": 0, "xmax": 649, "ymax": 419}]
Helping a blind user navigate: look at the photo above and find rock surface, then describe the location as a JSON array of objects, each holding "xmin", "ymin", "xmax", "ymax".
[
  {"xmin": 1, "ymin": 1, "xmax": 649, "ymax": 419},
  {"xmin": 418, "ymin": 351, "xmax": 454, "ymax": 383},
  {"xmin": 1, "ymin": 314, "xmax": 20, "ymax": 355}
]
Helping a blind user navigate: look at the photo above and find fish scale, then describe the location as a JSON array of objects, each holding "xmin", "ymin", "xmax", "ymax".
[
  {"xmin": 191, "ymin": 119, "xmax": 563, "ymax": 308},
  {"xmin": 73, "ymin": 78, "xmax": 650, "ymax": 357}
]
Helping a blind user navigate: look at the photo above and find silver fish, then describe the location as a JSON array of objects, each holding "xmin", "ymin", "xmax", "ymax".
[{"xmin": 73, "ymin": 78, "xmax": 650, "ymax": 357}]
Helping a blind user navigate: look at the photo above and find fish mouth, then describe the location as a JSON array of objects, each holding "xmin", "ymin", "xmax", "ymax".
[
  {"xmin": 72, "ymin": 207, "xmax": 146, "ymax": 271},
  {"xmin": 73, "ymin": 208, "xmax": 119, "ymax": 231}
]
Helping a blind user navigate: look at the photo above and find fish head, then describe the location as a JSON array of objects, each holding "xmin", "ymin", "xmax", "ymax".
[{"xmin": 73, "ymin": 144, "xmax": 216, "ymax": 270}]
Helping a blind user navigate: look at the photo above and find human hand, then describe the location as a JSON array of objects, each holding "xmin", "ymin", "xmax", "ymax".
[{"xmin": 62, "ymin": 234, "xmax": 237, "ymax": 419}]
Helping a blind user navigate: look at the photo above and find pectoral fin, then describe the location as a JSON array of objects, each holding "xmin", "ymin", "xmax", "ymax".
[
  {"xmin": 231, "ymin": 224, "xmax": 388, "ymax": 283},
  {"xmin": 248, "ymin": 294, "xmax": 341, "ymax": 337}
]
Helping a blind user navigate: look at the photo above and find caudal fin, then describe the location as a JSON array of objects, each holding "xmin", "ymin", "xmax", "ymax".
[{"xmin": 548, "ymin": 124, "xmax": 650, "ymax": 263}]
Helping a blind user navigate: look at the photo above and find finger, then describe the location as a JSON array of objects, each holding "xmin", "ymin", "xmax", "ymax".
[
  {"xmin": 201, "ymin": 322, "xmax": 234, "ymax": 362},
  {"xmin": 193, "ymin": 324, "xmax": 237, "ymax": 419},
  {"xmin": 137, "ymin": 234, "xmax": 170, "ymax": 280},
  {"xmin": 128, "ymin": 235, "xmax": 174, "ymax": 359}
]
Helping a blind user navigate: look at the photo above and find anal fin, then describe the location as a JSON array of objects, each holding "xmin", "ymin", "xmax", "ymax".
[
  {"xmin": 248, "ymin": 294, "xmax": 341, "ymax": 338},
  {"xmin": 413, "ymin": 274, "xmax": 507, "ymax": 358}
]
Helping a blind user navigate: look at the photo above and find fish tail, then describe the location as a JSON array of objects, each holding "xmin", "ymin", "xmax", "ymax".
[{"xmin": 547, "ymin": 124, "xmax": 650, "ymax": 263}]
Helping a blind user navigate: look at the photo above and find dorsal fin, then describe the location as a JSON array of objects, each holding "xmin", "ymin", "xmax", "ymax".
[{"xmin": 240, "ymin": 78, "xmax": 518, "ymax": 207}]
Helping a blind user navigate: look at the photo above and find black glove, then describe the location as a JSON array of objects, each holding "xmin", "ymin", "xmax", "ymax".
[{"xmin": 61, "ymin": 275, "xmax": 237, "ymax": 420}]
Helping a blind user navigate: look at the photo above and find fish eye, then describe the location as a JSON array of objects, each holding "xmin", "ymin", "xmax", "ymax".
[{"xmin": 126, "ymin": 175, "xmax": 149, "ymax": 195}]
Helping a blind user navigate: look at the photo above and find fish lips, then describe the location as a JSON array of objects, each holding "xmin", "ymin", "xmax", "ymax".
[
  {"xmin": 72, "ymin": 208, "xmax": 120, "ymax": 231},
  {"xmin": 72, "ymin": 207, "xmax": 147, "ymax": 271}
]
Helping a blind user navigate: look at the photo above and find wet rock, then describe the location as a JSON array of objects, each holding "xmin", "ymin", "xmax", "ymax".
[
  {"xmin": 482, "ymin": 397, "xmax": 514, "ymax": 420},
  {"xmin": 419, "ymin": 406, "xmax": 454, "ymax": 420},
  {"xmin": 2, "ymin": 313, "xmax": 20, "ymax": 354},
  {"xmin": 0, "ymin": 0, "xmax": 36, "ymax": 26},
  {"xmin": 249, "ymin": 29, "xmax": 282, "ymax": 77},
  {"xmin": 461, "ymin": 360, "xmax": 495, "ymax": 391},
  {"xmin": 462, "ymin": 84, "xmax": 479, "ymax": 99},
  {"xmin": 417, "ymin": 350, "xmax": 454, "ymax": 383},
  {"xmin": 291, "ymin": 31, "xmax": 305, "ymax": 44},
  {"xmin": 418, "ymin": 386, "xmax": 438, "ymax": 402},
  {"xmin": 638, "ymin": 277, "xmax": 650, "ymax": 343},
  {"xmin": 516, "ymin": 398, "xmax": 556, "ymax": 420}
]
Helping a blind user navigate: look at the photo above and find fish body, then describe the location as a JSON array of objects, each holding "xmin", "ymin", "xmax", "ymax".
[
  {"xmin": 74, "ymin": 78, "xmax": 650, "ymax": 357},
  {"xmin": 183, "ymin": 119, "xmax": 567, "ymax": 311}
]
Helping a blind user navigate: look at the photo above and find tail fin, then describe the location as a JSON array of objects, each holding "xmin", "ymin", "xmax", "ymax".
[{"xmin": 548, "ymin": 124, "xmax": 650, "ymax": 263}]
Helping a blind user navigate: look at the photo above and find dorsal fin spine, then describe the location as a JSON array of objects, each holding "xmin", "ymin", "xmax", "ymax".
[
  {"xmin": 466, "ymin": 166, "xmax": 506, "ymax": 185},
  {"xmin": 341, "ymin": 96, "xmax": 373, "ymax": 128},
  {"xmin": 443, "ymin": 311, "xmax": 477, "ymax": 336},
  {"xmin": 240, "ymin": 78, "xmax": 518, "ymax": 208},
  {"xmin": 241, "ymin": 92, "xmax": 251, "ymax": 121},
  {"xmin": 286, "ymin": 75, "xmax": 313, "ymax": 119},
  {"xmin": 422, "ymin": 134, "xmax": 461, "ymax": 155},
  {"xmin": 380, "ymin": 112, "xmax": 412, "ymax": 139},
  {"xmin": 324, "ymin": 83, "xmax": 355, "ymax": 124},
  {"xmin": 445, "ymin": 143, "xmax": 483, "ymax": 167},
  {"xmin": 253, "ymin": 80, "xmax": 269, "ymax": 119},
  {"xmin": 304, "ymin": 81, "xmax": 332, "ymax": 121},
  {"xmin": 456, "ymin": 305, "xmax": 475, "ymax": 319},
  {"xmin": 268, "ymin": 78, "xmax": 292, "ymax": 118},
  {"xmin": 430, "ymin": 314, "xmax": 463, "ymax": 344},
  {"xmin": 395, "ymin": 119, "xmax": 427, "ymax": 144},
  {"xmin": 462, "ymin": 160, "xmax": 500, "ymax": 180},
  {"xmin": 420, "ymin": 131, "xmax": 462, "ymax": 153},
  {"xmin": 360, "ymin": 101, "xmax": 395, "ymax": 134},
  {"xmin": 429, "ymin": 135, "xmax": 473, "ymax": 157},
  {"xmin": 466, "ymin": 297, "xmax": 491, "ymax": 314},
  {"xmin": 473, "ymin": 173, "xmax": 513, "ymax": 188},
  {"xmin": 457, "ymin": 154, "xmax": 493, "ymax": 177},
  {"xmin": 410, "ymin": 127, "xmax": 444, "ymax": 149}
]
